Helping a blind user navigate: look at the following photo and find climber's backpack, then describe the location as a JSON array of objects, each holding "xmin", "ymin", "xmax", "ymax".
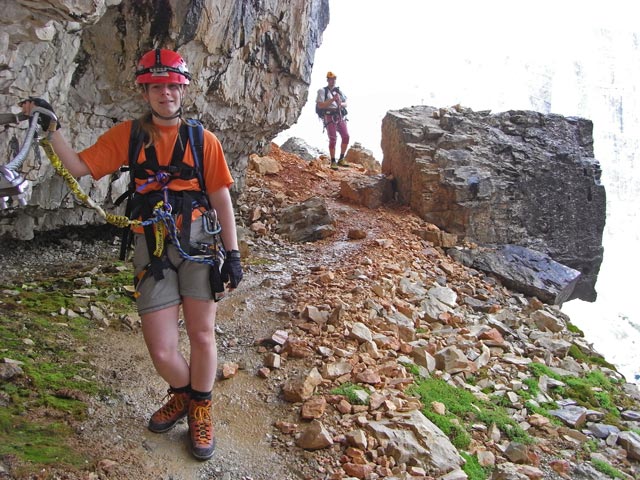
[
  {"xmin": 116, "ymin": 118, "xmax": 208, "ymax": 263},
  {"xmin": 315, "ymin": 86, "xmax": 348, "ymax": 118}
]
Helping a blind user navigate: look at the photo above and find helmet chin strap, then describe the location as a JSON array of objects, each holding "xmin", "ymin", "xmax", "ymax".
[{"xmin": 151, "ymin": 107, "xmax": 182, "ymax": 120}]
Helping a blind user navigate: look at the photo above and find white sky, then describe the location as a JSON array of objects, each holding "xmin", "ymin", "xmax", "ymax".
[
  {"xmin": 277, "ymin": 0, "xmax": 640, "ymax": 382},
  {"xmin": 277, "ymin": 0, "xmax": 639, "ymax": 159}
]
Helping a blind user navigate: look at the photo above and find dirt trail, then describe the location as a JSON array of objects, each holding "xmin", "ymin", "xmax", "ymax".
[{"xmin": 78, "ymin": 240, "xmax": 310, "ymax": 480}]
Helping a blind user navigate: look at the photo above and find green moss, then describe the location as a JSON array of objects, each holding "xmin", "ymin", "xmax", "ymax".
[
  {"xmin": 422, "ymin": 408, "xmax": 470, "ymax": 449},
  {"xmin": 460, "ymin": 452, "xmax": 490, "ymax": 480},
  {"xmin": 528, "ymin": 362, "xmax": 559, "ymax": 380},
  {"xmin": 566, "ymin": 322, "xmax": 584, "ymax": 335},
  {"xmin": 330, "ymin": 382, "xmax": 369, "ymax": 405},
  {"xmin": 243, "ymin": 255, "xmax": 275, "ymax": 266},
  {"xmin": 591, "ymin": 458, "xmax": 628, "ymax": 479},
  {"xmin": 583, "ymin": 438, "xmax": 599, "ymax": 453},
  {"xmin": 527, "ymin": 362, "xmax": 633, "ymax": 424},
  {"xmin": 407, "ymin": 378, "xmax": 533, "ymax": 449},
  {"xmin": 567, "ymin": 344, "xmax": 616, "ymax": 369},
  {"xmin": 0, "ymin": 262, "xmax": 131, "ymax": 475},
  {"xmin": 0, "ymin": 408, "xmax": 86, "ymax": 466}
]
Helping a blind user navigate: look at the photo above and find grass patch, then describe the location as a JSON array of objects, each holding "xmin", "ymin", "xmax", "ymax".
[
  {"xmin": 565, "ymin": 322, "xmax": 584, "ymax": 335},
  {"xmin": 591, "ymin": 458, "xmax": 628, "ymax": 479},
  {"xmin": 567, "ymin": 344, "xmax": 615, "ymax": 369},
  {"xmin": 460, "ymin": 452, "xmax": 490, "ymax": 480},
  {"xmin": 527, "ymin": 362, "xmax": 632, "ymax": 423},
  {"xmin": 407, "ymin": 377, "xmax": 532, "ymax": 450},
  {"xmin": 330, "ymin": 382, "xmax": 370, "ymax": 405}
]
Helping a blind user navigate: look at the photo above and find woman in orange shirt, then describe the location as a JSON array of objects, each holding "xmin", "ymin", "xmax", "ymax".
[{"xmin": 21, "ymin": 48, "xmax": 242, "ymax": 461}]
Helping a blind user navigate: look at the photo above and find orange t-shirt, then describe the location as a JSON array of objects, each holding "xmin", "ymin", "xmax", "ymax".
[
  {"xmin": 78, "ymin": 120, "xmax": 234, "ymax": 231},
  {"xmin": 79, "ymin": 120, "xmax": 233, "ymax": 193}
]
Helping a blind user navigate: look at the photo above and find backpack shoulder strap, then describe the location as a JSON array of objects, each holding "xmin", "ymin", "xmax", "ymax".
[
  {"xmin": 127, "ymin": 119, "xmax": 144, "ymax": 176},
  {"xmin": 117, "ymin": 119, "xmax": 144, "ymax": 260},
  {"xmin": 185, "ymin": 119, "xmax": 206, "ymax": 195}
]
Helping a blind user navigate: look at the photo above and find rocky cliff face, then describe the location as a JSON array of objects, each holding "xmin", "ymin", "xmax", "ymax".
[
  {"xmin": 381, "ymin": 105, "xmax": 606, "ymax": 302},
  {"xmin": 0, "ymin": 0, "xmax": 328, "ymax": 239}
]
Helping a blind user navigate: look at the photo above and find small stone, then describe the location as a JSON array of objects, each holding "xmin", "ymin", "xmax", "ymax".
[
  {"xmin": 504, "ymin": 442, "xmax": 529, "ymax": 464},
  {"xmin": 274, "ymin": 420, "xmax": 298, "ymax": 434},
  {"xmin": 477, "ymin": 450, "xmax": 495, "ymax": 467},
  {"xmin": 295, "ymin": 420, "xmax": 333, "ymax": 450},
  {"xmin": 343, "ymin": 462, "xmax": 374, "ymax": 479},
  {"xmin": 345, "ymin": 429, "xmax": 367, "ymax": 449},
  {"xmin": 354, "ymin": 368, "xmax": 380, "ymax": 384},
  {"xmin": 221, "ymin": 362, "xmax": 239, "ymax": 379},
  {"xmin": 271, "ymin": 330, "xmax": 289, "ymax": 345},
  {"xmin": 264, "ymin": 352, "xmax": 281, "ymax": 369},
  {"xmin": 301, "ymin": 396, "xmax": 327, "ymax": 419},
  {"xmin": 431, "ymin": 401, "xmax": 446, "ymax": 415},
  {"xmin": 348, "ymin": 229, "xmax": 367, "ymax": 240}
]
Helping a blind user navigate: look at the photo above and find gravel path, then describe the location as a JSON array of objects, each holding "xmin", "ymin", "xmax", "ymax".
[{"xmin": 0, "ymin": 226, "xmax": 315, "ymax": 480}]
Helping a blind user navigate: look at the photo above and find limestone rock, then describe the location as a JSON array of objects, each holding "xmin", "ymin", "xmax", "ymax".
[
  {"xmin": 0, "ymin": 362, "xmax": 23, "ymax": 381},
  {"xmin": 448, "ymin": 244, "xmax": 581, "ymax": 305},
  {"xmin": 300, "ymin": 396, "xmax": 327, "ymax": 419},
  {"xmin": 344, "ymin": 142, "xmax": 381, "ymax": 174},
  {"xmin": 295, "ymin": 420, "xmax": 334, "ymax": 450},
  {"xmin": 367, "ymin": 410, "xmax": 464, "ymax": 475},
  {"xmin": 282, "ymin": 368, "xmax": 322, "ymax": 403},
  {"xmin": 349, "ymin": 322, "xmax": 373, "ymax": 343},
  {"xmin": 249, "ymin": 154, "xmax": 282, "ymax": 175},
  {"xmin": 276, "ymin": 197, "xmax": 336, "ymax": 242},
  {"xmin": 530, "ymin": 309, "xmax": 565, "ymax": 332},
  {"xmin": 280, "ymin": 137, "xmax": 324, "ymax": 161},
  {"xmin": 339, "ymin": 174, "xmax": 394, "ymax": 209},
  {"xmin": 381, "ymin": 105, "xmax": 605, "ymax": 301},
  {"xmin": 1, "ymin": 0, "xmax": 329, "ymax": 239},
  {"xmin": 549, "ymin": 405, "xmax": 587, "ymax": 429},
  {"xmin": 618, "ymin": 431, "xmax": 640, "ymax": 461}
]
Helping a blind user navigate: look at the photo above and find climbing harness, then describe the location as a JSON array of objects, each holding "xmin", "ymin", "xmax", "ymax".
[
  {"xmin": 316, "ymin": 86, "xmax": 348, "ymax": 132},
  {"xmin": 115, "ymin": 117, "xmax": 225, "ymax": 300}
]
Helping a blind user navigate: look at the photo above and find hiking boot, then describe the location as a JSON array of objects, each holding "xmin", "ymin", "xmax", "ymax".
[
  {"xmin": 338, "ymin": 158, "xmax": 349, "ymax": 167},
  {"xmin": 188, "ymin": 398, "xmax": 215, "ymax": 460},
  {"xmin": 148, "ymin": 388, "xmax": 190, "ymax": 433},
  {"xmin": 330, "ymin": 161, "xmax": 338, "ymax": 170}
]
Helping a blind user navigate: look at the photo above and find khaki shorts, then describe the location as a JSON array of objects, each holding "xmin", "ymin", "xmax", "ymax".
[{"xmin": 132, "ymin": 218, "xmax": 218, "ymax": 315}]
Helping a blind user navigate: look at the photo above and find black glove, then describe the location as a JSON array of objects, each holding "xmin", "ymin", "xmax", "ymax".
[
  {"xmin": 19, "ymin": 97, "xmax": 61, "ymax": 132},
  {"xmin": 221, "ymin": 250, "xmax": 243, "ymax": 288}
]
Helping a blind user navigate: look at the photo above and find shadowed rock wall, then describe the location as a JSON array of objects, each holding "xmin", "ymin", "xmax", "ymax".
[
  {"xmin": 0, "ymin": 0, "xmax": 329, "ymax": 239},
  {"xmin": 381, "ymin": 105, "xmax": 606, "ymax": 302}
]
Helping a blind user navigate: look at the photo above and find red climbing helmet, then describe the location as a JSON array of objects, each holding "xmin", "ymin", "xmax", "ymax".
[{"xmin": 135, "ymin": 48, "xmax": 191, "ymax": 85}]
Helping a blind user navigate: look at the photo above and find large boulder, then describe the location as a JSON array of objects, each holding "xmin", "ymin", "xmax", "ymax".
[
  {"xmin": 448, "ymin": 244, "xmax": 582, "ymax": 305},
  {"xmin": 0, "ymin": 0, "xmax": 329, "ymax": 239},
  {"xmin": 381, "ymin": 105, "xmax": 606, "ymax": 302}
]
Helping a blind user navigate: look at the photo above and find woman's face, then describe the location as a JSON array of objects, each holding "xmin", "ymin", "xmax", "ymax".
[{"xmin": 143, "ymin": 83, "xmax": 184, "ymax": 119}]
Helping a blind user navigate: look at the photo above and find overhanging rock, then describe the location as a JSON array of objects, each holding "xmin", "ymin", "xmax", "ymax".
[{"xmin": 0, "ymin": 0, "xmax": 330, "ymax": 239}]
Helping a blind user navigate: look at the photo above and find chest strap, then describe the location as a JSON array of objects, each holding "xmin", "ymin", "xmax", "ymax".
[{"xmin": 135, "ymin": 123, "xmax": 195, "ymax": 182}]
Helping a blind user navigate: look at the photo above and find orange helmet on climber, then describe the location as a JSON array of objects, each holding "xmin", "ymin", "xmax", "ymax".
[{"xmin": 135, "ymin": 48, "xmax": 191, "ymax": 85}]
